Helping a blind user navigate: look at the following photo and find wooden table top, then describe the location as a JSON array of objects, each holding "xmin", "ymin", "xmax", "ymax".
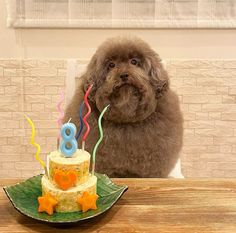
[{"xmin": 1, "ymin": 178, "xmax": 236, "ymax": 233}]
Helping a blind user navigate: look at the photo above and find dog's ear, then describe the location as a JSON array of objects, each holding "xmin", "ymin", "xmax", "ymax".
[
  {"xmin": 148, "ymin": 54, "xmax": 169, "ymax": 98},
  {"xmin": 83, "ymin": 52, "xmax": 108, "ymax": 103},
  {"xmin": 83, "ymin": 54, "xmax": 100, "ymax": 102}
]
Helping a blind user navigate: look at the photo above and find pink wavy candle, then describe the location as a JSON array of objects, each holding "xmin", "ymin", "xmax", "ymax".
[
  {"xmin": 56, "ymin": 90, "xmax": 65, "ymax": 140},
  {"xmin": 82, "ymin": 84, "xmax": 93, "ymax": 142}
]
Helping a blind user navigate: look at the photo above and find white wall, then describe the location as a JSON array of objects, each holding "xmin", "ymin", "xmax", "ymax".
[{"xmin": 1, "ymin": 1, "xmax": 236, "ymax": 60}]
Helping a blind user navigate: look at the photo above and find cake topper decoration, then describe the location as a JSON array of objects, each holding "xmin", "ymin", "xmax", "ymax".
[
  {"xmin": 24, "ymin": 115, "xmax": 48, "ymax": 176},
  {"xmin": 76, "ymin": 101, "xmax": 84, "ymax": 140},
  {"xmin": 56, "ymin": 89, "xmax": 65, "ymax": 148},
  {"xmin": 92, "ymin": 104, "xmax": 110, "ymax": 175},
  {"xmin": 82, "ymin": 84, "xmax": 93, "ymax": 151},
  {"xmin": 60, "ymin": 120, "xmax": 78, "ymax": 157}
]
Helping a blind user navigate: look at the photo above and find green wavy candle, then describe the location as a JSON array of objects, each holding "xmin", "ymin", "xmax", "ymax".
[{"xmin": 92, "ymin": 105, "xmax": 110, "ymax": 175}]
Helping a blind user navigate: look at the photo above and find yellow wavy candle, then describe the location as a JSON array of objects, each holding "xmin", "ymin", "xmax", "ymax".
[{"xmin": 24, "ymin": 115, "xmax": 46, "ymax": 169}]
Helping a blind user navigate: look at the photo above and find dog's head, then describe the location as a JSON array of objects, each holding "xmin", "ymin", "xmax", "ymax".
[{"xmin": 83, "ymin": 37, "xmax": 169, "ymax": 123}]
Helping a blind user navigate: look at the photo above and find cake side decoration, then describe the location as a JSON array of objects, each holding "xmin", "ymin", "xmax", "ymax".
[
  {"xmin": 38, "ymin": 193, "xmax": 58, "ymax": 216},
  {"xmin": 77, "ymin": 191, "xmax": 98, "ymax": 212},
  {"xmin": 53, "ymin": 169, "xmax": 77, "ymax": 191}
]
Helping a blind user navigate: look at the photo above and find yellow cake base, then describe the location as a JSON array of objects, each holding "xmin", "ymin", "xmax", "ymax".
[
  {"xmin": 41, "ymin": 174, "xmax": 97, "ymax": 212},
  {"xmin": 47, "ymin": 149, "xmax": 90, "ymax": 187}
]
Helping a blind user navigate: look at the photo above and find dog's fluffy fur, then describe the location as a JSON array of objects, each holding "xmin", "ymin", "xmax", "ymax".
[{"xmin": 63, "ymin": 37, "xmax": 183, "ymax": 178}]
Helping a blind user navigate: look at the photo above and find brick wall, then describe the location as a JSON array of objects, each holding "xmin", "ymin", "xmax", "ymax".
[
  {"xmin": 0, "ymin": 59, "xmax": 236, "ymax": 178},
  {"xmin": 0, "ymin": 60, "xmax": 66, "ymax": 178},
  {"xmin": 167, "ymin": 60, "xmax": 236, "ymax": 177}
]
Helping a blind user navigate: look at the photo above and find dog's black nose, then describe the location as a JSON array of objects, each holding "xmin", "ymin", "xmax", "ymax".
[{"xmin": 120, "ymin": 73, "xmax": 129, "ymax": 81}]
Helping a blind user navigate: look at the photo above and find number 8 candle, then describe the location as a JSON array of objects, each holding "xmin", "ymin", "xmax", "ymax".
[{"xmin": 60, "ymin": 122, "xmax": 78, "ymax": 157}]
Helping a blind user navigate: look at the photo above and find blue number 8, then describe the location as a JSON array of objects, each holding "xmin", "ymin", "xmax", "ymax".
[{"xmin": 60, "ymin": 123, "xmax": 78, "ymax": 157}]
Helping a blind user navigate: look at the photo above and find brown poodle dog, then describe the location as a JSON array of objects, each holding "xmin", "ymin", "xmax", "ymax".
[{"xmin": 63, "ymin": 37, "xmax": 183, "ymax": 178}]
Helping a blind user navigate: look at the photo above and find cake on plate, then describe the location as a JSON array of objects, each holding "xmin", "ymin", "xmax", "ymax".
[
  {"xmin": 29, "ymin": 85, "xmax": 108, "ymax": 215},
  {"xmin": 40, "ymin": 149, "xmax": 97, "ymax": 213}
]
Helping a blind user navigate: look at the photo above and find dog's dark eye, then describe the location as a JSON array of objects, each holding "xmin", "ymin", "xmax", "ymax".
[
  {"xmin": 108, "ymin": 62, "xmax": 115, "ymax": 69},
  {"xmin": 130, "ymin": 58, "xmax": 138, "ymax": 66}
]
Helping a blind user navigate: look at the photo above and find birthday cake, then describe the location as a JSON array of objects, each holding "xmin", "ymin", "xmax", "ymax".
[
  {"xmin": 27, "ymin": 85, "xmax": 107, "ymax": 215},
  {"xmin": 40, "ymin": 149, "xmax": 97, "ymax": 213}
]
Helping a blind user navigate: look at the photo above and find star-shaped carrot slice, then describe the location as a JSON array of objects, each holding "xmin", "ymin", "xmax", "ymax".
[
  {"xmin": 38, "ymin": 193, "xmax": 58, "ymax": 215},
  {"xmin": 77, "ymin": 191, "xmax": 98, "ymax": 212}
]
